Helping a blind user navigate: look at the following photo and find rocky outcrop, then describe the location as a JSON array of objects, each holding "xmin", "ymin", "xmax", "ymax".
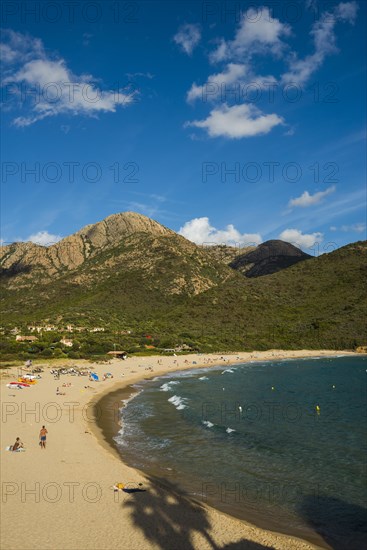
[
  {"xmin": 0, "ymin": 212, "xmax": 176, "ymax": 282},
  {"xmin": 0, "ymin": 212, "xmax": 236, "ymax": 296},
  {"xmin": 203, "ymin": 244, "xmax": 256, "ymax": 265}
]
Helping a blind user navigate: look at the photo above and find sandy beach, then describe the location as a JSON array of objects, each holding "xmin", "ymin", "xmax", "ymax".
[{"xmin": 0, "ymin": 349, "xmax": 358, "ymax": 550}]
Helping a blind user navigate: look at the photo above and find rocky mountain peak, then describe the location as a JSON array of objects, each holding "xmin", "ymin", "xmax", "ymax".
[
  {"xmin": 74, "ymin": 211, "xmax": 174, "ymax": 246},
  {"xmin": 0, "ymin": 212, "xmax": 177, "ymax": 282}
]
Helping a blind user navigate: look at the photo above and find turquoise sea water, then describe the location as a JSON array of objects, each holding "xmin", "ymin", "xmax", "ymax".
[{"xmin": 114, "ymin": 357, "xmax": 367, "ymax": 548}]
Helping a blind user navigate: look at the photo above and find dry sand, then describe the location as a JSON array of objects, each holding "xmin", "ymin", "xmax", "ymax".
[{"xmin": 1, "ymin": 349, "xmax": 356, "ymax": 550}]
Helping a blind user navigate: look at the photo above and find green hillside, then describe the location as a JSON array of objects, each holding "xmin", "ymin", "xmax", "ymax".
[{"xmin": 1, "ymin": 213, "xmax": 366, "ymax": 360}]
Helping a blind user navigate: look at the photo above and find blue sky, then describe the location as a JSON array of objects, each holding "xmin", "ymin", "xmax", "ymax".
[{"xmin": 1, "ymin": 0, "xmax": 366, "ymax": 254}]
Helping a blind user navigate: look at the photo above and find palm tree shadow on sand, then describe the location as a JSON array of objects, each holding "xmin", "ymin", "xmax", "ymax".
[
  {"xmin": 122, "ymin": 474, "xmax": 274, "ymax": 550},
  {"xmin": 298, "ymin": 494, "xmax": 367, "ymax": 550}
]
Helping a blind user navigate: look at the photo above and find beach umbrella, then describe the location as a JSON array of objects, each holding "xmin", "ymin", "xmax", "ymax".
[{"xmin": 91, "ymin": 373, "xmax": 99, "ymax": 381}]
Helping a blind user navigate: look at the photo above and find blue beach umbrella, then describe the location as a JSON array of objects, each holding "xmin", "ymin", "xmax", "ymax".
[{"xmin": 91, "ymin": 373, "xmax": 99, "ymax": 381}]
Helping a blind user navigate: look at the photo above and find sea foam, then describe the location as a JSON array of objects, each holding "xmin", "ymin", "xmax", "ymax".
[
  {"xmin": 202, "ymin": 420, "xmax": 214, "ymax": 428},
  {"xmin": 168, "ymin": 395, "xmax": 188, "ymax": 410},
  {"xmin": 160, "ymin": 381, "xmax": 180, "ymax": 392}
]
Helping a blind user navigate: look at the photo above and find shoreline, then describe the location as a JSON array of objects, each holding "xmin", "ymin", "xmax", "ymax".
[
  {"xmin": 90, "ymin": 350, "xmax": 356, "ymax": 550},
  {"xmin": 1, "ymin": 349, "xmax": 360, "ymax": 550}
]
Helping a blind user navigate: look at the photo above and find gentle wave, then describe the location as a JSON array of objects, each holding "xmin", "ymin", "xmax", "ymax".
[
  {"xmin": 168, "ymin": 395, "xmax": 188, "ymax": 410},
  {"xmin": 202, "ymin": 420, "xmax": 214, "ymax": 428},
  {"xmin": 160, "ymin": 381, "xmax": 180, "ymax": 392},
  {"xmin": 114, "ymin": 426, "xmax": 126, "ymax": 446}
]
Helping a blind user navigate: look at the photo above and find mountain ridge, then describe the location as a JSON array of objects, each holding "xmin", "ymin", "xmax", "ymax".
[
  {"xmin": 0, "ymin": 211, "xmax": 238, "ymax": 294},
  {"xmin": 0, "ymin": 211, "xmax": 310, "ymax": 280},
  {"xmin": 1, "ymin": 213, "xmax": 366, "ymax": 357},
  {"xmin": 0, "ymin": 212, "xmax": 182, "ymax": 284}
]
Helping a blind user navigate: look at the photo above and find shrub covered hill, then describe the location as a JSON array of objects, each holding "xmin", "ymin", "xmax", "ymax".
[{"xmin": 1, "ymin": 212, "xmax": 366, "ymax": 359}]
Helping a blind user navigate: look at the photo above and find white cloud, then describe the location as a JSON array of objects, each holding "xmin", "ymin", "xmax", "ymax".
[
  {"xmin": 173, "ymin": 24, "xmax": 201, "ymax": 55},
  {"xmin": 282, "ymin": 1, "xmax": 358, "ymax": 85},
  {"xmin": 187, "ymin": 63, "xmax": 248, "ymax": 102},
  {"xmin": 0, "ymin": 29, "xmax": 44, "ymax": 66},
  {"xmin": 210, "ymin": 7, "xmax": 291, "ymax": 63},
  {"xmin": 210, "ymin": 39, "xmax": 229, "ymax": 64},
  {"xmin": 0, "ymin": 43, "xmax": 19, "ymax": 64},
  {"xmin": 1, "ymin": 30, "xmax": 136, "ymax": 127},
  {"xmin": 279, "ymin": 228, "xmax": 323, "ymax": 249},
  {"xmin": 344, "ymin": 223, "xmax": 366, "ymax": 233},
  {"xmin": 9, "ymin": 58, "xmax": 70, "ymax": 86},
  {"xmin": 185, "ymin": 103, "xmax": 283, "ymax": 139},
  {"xmin": 288, "ymin": 186, "xmax": 336, "ymax": 208},
  {"xmin": 187, "ymin": 63, "xmax": 277, "ymax": 103},
  {"xmin": 341, "ymin": 223, "xmax": 366, "ymax": 233},
  {"xmin": 330, "ymin": 223, "xmax": 366, "ymax": 234},
  {"xmin": 126, "ymin": 72, "xmax": 154, "ymax": 80},
  {"xmin": 27, "ymin": 231, "xmax": 62, "ymax": 246},
  {"xmin": 179, "ymin": 217, "xmax": 262, "ymax": 247},
  {"xmin": 306, "ymin": 0, "xmax": 318, "ymax": 11},
  {"xmin": 335, "ymin": 2, "xmax": 359, "ymax": 22}
]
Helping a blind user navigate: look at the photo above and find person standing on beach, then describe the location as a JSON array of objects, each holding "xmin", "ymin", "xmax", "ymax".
[{"xmin": 39, "ymin": 426, "xmax": 48, "ymax": 449}]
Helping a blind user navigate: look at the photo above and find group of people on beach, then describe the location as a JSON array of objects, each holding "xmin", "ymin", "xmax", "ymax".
[{"xmin": 11, "ymin": 426, "xmax": 48, "ymax": 451}]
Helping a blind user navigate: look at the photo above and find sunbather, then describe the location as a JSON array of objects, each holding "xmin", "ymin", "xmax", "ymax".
[{"xmin": 12, "ymin": 438, "xmax": 24, "ymax": 451}]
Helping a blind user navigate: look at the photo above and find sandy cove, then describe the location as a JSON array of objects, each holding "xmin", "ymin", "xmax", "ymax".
[{"xmin": 0, "ymin": 349, "xmax": 357, "ymax": 550}]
